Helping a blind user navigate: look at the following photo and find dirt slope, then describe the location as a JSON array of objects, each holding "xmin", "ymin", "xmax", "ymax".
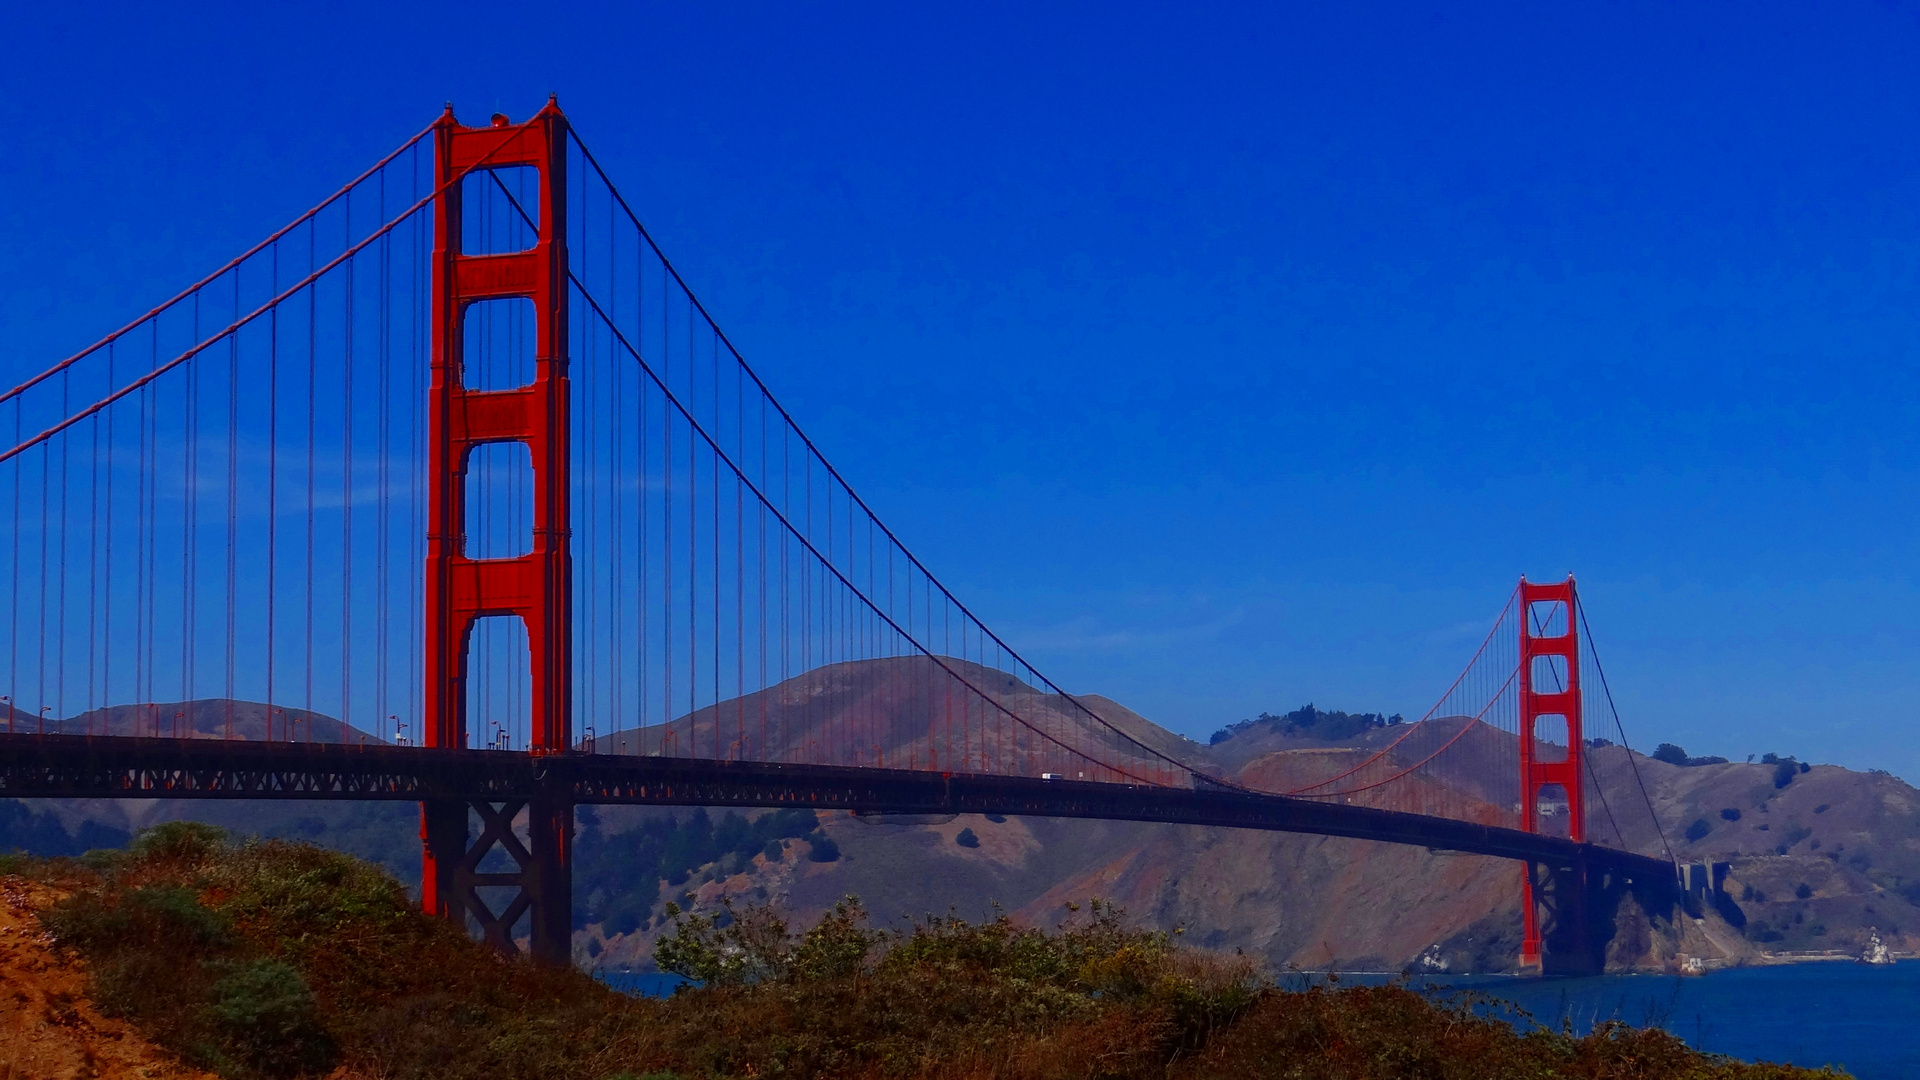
[{"xmin": 0, "ymin": 876, "xmax": 215, "ymax": 1080}]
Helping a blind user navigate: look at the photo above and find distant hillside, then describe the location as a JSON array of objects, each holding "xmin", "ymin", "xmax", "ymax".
[
  {"xmin": 585, "ymin": 655, "xmax": 1213, "ymax": 776},
  {"xmin": 1625, "ymin": 749, "xmax": 1920, "ymax": 955},
  {"xmin": 38, "ymin": 697, "xmax": 376, "ymax": 744},
  {"xmin": 6, "ymin": 668, "xmax": 1920, "ymax": 974}
]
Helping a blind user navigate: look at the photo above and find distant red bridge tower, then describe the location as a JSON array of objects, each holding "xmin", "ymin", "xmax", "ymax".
[{"xmin": 1518, "ymin": 575, "xmax": 1585, "ymax": 971}]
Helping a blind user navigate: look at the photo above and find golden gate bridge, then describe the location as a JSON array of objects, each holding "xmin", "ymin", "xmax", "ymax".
[{"xmin": 0, "ymin": 100, "xmax": 1676, "ymax": 974}]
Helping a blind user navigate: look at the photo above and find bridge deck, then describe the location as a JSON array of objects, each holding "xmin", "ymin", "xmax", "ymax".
[{"xmin": 0, "ymin": 732, "xmax": 1671, "ymax": 881}]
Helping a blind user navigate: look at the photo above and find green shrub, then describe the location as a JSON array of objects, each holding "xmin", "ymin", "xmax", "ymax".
[
  {"xmin": 787, "ymin": 896, "xmax": 881, "ymax": 981},
  {"xmin": 654, "ymin": 899, "xmax": 792, "ymax": 986},
  {"xmin": 131, "ymin": 820, "xmax": 230, "ymax": 863},
  {"xmin": 45, "ymin": 884, "xmax": 231, "ymax": 952},
  {"xmin": 205, "ymin": 958, "xmax": 335, "ymax": 1077},
  {"xmin": 654, "ymin": 894, "xmax": 880, "ymax": 986}
]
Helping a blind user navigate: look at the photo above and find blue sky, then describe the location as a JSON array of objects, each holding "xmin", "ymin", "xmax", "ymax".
[{"xmin": 6, "ymin": 3, "xmax": 1920, "ymax": 776}]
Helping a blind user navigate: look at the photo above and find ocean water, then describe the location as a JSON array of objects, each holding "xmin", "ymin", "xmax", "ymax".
[
  {"xmin": 1413, "ymin": 962, "xmax": 1920, "ymax": 1079},
  {"xmin": 599, "ymin": 970, "xmax": 692, "ymax": 998},
  {"xmin": 602, "ymin": 962, "xmax": 1918, "ymax": 1078}
]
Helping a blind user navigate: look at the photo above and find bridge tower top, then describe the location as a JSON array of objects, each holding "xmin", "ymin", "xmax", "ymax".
[{"xmin": 423, "ymin": 99, "xmax": 572, "ymax": 757}]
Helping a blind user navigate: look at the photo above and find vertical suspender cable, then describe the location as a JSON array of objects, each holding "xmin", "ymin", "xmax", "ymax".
[
  {"xmin": 225, "ymin": 272, "xmax": 239, "ymax": 739},
  {"xmin": 183, "ymin": 296, "xmax": 198, "ymax": 726},
  {"xmin": 712, "ymin": 335, "xmax": 721, "ymax": 759},
  {"xmin": 145, "ymin": 330, "xmax": 157, "ymax": 721},
  {"xmin": 736, "ymin": 362, "xmax": 744, "ymax": 758},
  {"xmin": 36, "ymin": 397, "xmax": 47, "ymax": 731},
  {"xmin": 689, "ymin": 301, "xmax": 699, "ymax": 756},
  {"xmin": 781, "ymin": 422, "xmax": 789, "ymax": 761},
  {"xmin": 342, "ymin": 232, "xmax": 356, "ymax": 736},
  {"xmin": 585, "ymin": 221, "xmax": 597, "ymax": 749},
  {"xmin": 55, "ymin": 370, "xmax": 68, "ymax": 729},
  {"xmin": 759, "ymin": 386, "xmax": 768, "ymax": 759},
  {"xmin": 662, "ymin": 275, "xmax": 672, "ymax": 755},
  {"xmin": 266, "ymin": 249, "xmax": 278, "ymax": 736},
  {"xmin": 412, "ymin": 149, "xmax": 426, "ymax": 745},
  {"xmin": 101, "ymin": 345, "xmax": 115, "ymax": 727},
  {"xmin": 133, "ymin": 328, "xmax": 147, "ymax": 721},
  {"xmin": 86, "ymin": 398, "xmax": 98, "ymax": 728},
  {"xmin": 645, "ymin": 261, "xmax": 656, "ymax": 750},
  {"xmin": 375, "ymin": 173, "xmax": 390, "ymax": 744},
  {"xmin": 306, "ymin": 218, "xmax": 317, "ymax": 727},
  {"xmin": 9, "ymin": 395, "xmax": 20, "ymax": 729},
  {"xmin": 609, "ymin": 177, "xmax": 621, "ymax": 749},
  {"xmin": 688, "ymin": 300, "xmax": 697, "ymax": 755}
]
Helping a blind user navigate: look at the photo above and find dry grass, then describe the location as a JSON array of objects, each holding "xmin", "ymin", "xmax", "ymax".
[{"xmin": 20, "ymin": 826, "xmax": 1847, "ymax": 1080}]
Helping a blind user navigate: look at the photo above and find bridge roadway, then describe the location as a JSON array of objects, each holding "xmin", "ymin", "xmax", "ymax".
[{"xmin": 0, "ymin": 732, "xmax": 1671, "ymax": 882}]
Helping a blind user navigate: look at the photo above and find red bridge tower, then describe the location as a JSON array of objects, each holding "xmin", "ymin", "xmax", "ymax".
[
  {"xmin": 419, "ymin": 101, "xmax": 575, "ymax": 964},
  {"xmin": 1517, "ymin": 575, "xmax": 1590, "ymax": 972}
]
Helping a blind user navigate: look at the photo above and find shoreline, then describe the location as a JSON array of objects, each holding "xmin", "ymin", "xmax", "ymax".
[{"xmin": 1275, "ymin": 954, "xmax": 1918, "ymax": 982}]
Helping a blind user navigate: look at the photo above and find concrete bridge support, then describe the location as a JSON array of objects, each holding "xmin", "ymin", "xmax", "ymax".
[{"xmin": 1530, "ymin": 854, "xmax": 1681, "ymax": 975}]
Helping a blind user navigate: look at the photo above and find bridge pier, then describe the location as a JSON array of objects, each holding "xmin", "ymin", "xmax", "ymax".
[
  {"xmin": 1528, "ymin": 855, "xmax": 1682, "ymax": 976},
  {"xmin": 420, "ymin": 797, "xmax": 573, "ymax": 964},
  {"xmin": 1527, "ymin": 855, "xmax": 1600, "ymax": 976}
]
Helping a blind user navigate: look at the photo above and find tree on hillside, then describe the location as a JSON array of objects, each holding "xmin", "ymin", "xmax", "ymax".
[
  {"xmin": 1652, "ymin": 743, "xmax": 1689, "ymax": 766},
  {"xmin": 1651, "ymin": 743, "xmax": 1729, "ymax": 767},
  {"xmin": 1210, "ymin": 705, "xmax": 1404, "ymax": 745}
]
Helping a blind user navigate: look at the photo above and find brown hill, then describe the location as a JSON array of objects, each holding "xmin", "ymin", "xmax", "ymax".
[
  {"xmin": 6, "ymin": 660, "xmax": 1920, "ymax": 974},
  {"xmin": 1624, "ymin": 754, "xmax": 1920, "ymax": 955},
  {"xmin": 50, "ymin": 698, "xmax": 376, "ymax": 744},
  {"xmin": 587, "ymin": 655, "xmax": 1204, "ymax": 783}
]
